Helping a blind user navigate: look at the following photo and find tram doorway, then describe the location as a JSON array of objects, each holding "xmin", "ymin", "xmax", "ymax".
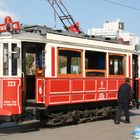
[{"xmin": 21, "ymin": 42, "xmax": 45, "ymax": 109}]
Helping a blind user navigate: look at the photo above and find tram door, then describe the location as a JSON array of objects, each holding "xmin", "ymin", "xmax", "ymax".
[
  {"xmin": 21, "ymin": 42, "xmax": 45, "ymax": 109},
  {"xmin": 132, "ymin": 55, "xmax": 138, "ymax": 101}
]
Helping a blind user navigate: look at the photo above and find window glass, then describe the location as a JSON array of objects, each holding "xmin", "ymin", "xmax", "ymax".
[
  {"xmin": 85, "ymin": 51, "xmax": 106, "ymax": 77},
  {"xmin": 26, "ymin": 53, "xmax": 36, "ymax": 75},
  {"xmin": 3, "ymin": 43, "xmax": 9, "ymax": 75},
  {"xmin": 37, "ymin": 49, "xmax": 45, "ymax": 77},
  {"xmin": 132, "ymin": 55, "xmax": 138, "ymax": 78},
  {"xmin": 71, "ymin": 57, "xmax": 81, "ymax": 74},
  {"xmin": 85, "ymin": 51, "xmax": 105, "ymax": 69},
  {"xmin": 109, "ymin": 55, "xmax": 124, "ymax": 75},
  {"xmin": 12, "ymin": 44, "xmax": 18, "ymax": 75},
  {"xmin": 59, "ymin": 55, "xmax": 67, "ymax": 74},
  {"xmin": 58, "ymin": 50, "xmax": 81, "ymax": 74}
]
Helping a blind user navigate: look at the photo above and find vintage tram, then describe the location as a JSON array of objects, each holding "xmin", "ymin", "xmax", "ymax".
[{"xmin": 0, "ymin": 16, "xmax": 139, "ymax": 126}]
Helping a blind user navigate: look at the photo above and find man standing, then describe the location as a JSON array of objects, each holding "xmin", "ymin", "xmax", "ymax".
[{"xmin": 114, "ymin": 77, "xmax": 133, "ymax": 124}]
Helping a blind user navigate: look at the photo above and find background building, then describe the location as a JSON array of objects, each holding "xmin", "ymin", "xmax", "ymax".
[{"xmin": 88, "ymin": 19, "xmax": 140, "ymax": 48}]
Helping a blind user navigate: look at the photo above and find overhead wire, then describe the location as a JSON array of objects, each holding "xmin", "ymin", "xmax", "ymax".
[{"xmin": 104, "ymin": 0, "xmax": 140, "ymax": 11}]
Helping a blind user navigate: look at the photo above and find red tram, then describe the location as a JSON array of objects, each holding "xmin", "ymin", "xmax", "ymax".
[{"xmin": 0, "ymin": 16, "xmax": 139, "ymax": 125}]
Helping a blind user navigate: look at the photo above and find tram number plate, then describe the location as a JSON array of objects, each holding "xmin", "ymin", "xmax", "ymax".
[{"xmin": 7, "ymin": 81, "xmax": 16, "ymax": 87}]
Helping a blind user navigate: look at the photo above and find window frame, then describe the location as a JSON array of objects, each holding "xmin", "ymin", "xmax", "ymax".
[
  {"xmin": 108, "ymin": 53, "xmax": 126, "ymax": 78},
  {"xmin": 11, "ymin": 43, "xmax": 18, "ymax": 76},
  {"xmin": 2, "ymin": 42, "xmax": 20, "ymax": 77},
  {"xmin": 85, "ymin": 50, "xmax": 106, "ymax": 77},
  {"xmin": 57, "ymin": 47, "xmax": 83, "ymax": 78},
  {"xmin": 3, "ymin": 43, "xmax": 9, "ymax": 76}
]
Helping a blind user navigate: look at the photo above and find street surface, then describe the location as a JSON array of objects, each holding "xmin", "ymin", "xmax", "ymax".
[{"xmin": 0, "ymin": 109, "xmax": 140, "ymax": 140}]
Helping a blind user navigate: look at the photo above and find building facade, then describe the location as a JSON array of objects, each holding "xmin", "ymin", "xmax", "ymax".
[{"xmin": 88, "ymin": 19, "xmax": 140, "ymax": 48}]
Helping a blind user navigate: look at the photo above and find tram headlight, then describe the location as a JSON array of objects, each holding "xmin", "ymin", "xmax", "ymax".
[{"xmin": 6, "ymin": 23, "xmax": 13, "ymax": 32}]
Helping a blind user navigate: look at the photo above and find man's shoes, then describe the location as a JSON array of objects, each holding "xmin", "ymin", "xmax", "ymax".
[
  {"xmin": 125, "ymin": 120, "xmax": 131, "ymax": 123},
  {"xmin": 114, "ymin": 121, "xmax": 120, "ymax": 124}
]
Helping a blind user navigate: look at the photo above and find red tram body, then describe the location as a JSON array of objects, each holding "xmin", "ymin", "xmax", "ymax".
[{"xmin": 0, "ymin": 17, "xmax": 140, "ymax": 125}]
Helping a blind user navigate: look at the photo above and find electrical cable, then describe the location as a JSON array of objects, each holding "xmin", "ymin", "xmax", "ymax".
[{"xmin": 104, "ymin": 0, "xmax": 140, "ymax": 11}]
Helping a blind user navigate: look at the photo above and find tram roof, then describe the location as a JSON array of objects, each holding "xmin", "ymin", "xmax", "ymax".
[
  {"xmin": 0, "ymin": 25, "xmax": 120, "ymax": 43},
  {"xmin": 21, "ymin": 25, "xmax": 120, "ymax": 43},
  {"xmin": 0, "ymin": 24, "xmax": 137, "ymax": 54}
]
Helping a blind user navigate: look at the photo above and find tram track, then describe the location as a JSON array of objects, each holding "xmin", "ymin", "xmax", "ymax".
[
  {"xmin": 0, "ymin": 107, "xmax": 116, "ymax": 133},
  {"xmin": 0, "ymin": 107, "xmax": 136, "ymax": 134},
  {"xmin": 0, "ymin": 121, "xmax": 41, "ymax": 134},
  {"xmin": 0, "ymin": 116, "xmax": 111, "ymax": 134}
]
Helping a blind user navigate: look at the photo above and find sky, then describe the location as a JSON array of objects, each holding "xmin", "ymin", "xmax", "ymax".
[{"xmin": 1, "ymin": 0, "xmax": 140, "ymax": 37}]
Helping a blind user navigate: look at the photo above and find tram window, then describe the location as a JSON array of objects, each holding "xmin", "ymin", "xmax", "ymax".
[
  {"xmin": 58, "ymin": 49, "xmax": 81, "ymax": 74},
  {"xmin": 12, "ymin": 44, "xmax": 18, "ymax": 75},
  {"xmin": 59, "ymin": 56, "xmax": 67, "ymax": 74},
  {"xmin": 109, "ymin": 55, "xmax": 125, "ymax": 75},
  {"xmin": 3, "ymin": 43, "xmax": 9, "ymax": 75},
  {"xmin": 37, "ymin": 49, "xmax": 45, "ymax": 77},
  {"xmin": 26, "ymin": 53, "xmax": 36, "ymax": 75},
  {"xmin": 132, "ymin": 55, "xmax": 138, "ymax": 78},
  {"xmin": 85, "ymin": 51, "xmax": 106, "ymax": 77}
]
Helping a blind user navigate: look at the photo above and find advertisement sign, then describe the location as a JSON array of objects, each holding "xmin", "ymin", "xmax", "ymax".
[{"xmin": 0, "ymin": 16, "xmax": 20, "ymax": 33}]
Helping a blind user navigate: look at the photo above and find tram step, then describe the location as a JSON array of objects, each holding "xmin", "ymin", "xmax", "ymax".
[
  {"xmin": 26, "ymin": 99, "xmax": 44, "ymax": 107},
  {"xmin": 20, "ymin": 120, "xmax": 40, "ymax": 133},
  {"xmin": 22, "ymin": 108, "xmax": 35, "ymax": 121},
  {"xmin": 24, "ymin": 107, "xmax": 44, "ymax": 121}
]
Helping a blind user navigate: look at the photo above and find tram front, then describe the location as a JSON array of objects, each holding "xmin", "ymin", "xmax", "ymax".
[{"xmin": 0, "ymin": 40, "xmax": 22, "ymax": 122}]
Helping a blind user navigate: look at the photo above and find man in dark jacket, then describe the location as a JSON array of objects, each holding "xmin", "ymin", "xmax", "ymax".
[{"xmin": 114, "ymin": 77, "xmax": 133, "ymax": 124}]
